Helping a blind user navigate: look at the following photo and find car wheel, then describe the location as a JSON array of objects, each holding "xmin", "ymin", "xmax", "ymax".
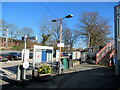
[{"xmin": 16, "ymin": 56, "xmax": 19, "ymax": 60}]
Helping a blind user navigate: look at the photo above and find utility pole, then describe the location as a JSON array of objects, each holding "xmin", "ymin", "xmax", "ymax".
[{"xmin": 88, "ymin": 32, "xmax": 90, "ymax": 48}]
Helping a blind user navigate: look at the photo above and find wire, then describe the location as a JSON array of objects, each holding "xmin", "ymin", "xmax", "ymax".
[{"xmin": 40, "ymin": 2, "xmax": 58, "ymax": 19}]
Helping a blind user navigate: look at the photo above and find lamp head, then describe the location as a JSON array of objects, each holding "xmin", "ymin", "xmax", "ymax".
[
  {"xmin": 52, "ymin": 20, "xmax": 57, "ymax": 22},
  {"xmin": 65, "ymin": 14, "xmax": 73, "ymax": 18}
]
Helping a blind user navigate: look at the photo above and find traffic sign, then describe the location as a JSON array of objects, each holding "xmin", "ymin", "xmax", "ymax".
[
  {"xmin": 23, "ymin": 61, "xmax": 29, "ymax": 69},
  {"xmin": 57, "ymin": 43, "xmax": 64, "ymax": 47},
  {"xmin": 28, "ymin": 36, "xmax": 37, "ymax": 40}
]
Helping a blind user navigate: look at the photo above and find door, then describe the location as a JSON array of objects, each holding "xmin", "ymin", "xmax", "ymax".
[{"xmin": 42, "ymin": 50, "xmax": 47, "ymax": 62}]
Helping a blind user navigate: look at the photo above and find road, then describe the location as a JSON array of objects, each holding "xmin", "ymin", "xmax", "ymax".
[
  {"xmin": 1, "ymin": 59, "xmax": 120, "ymax": 89},
  {"xmin": 0, "ymin": 58, "xmax": 56, "ymax": 86},
  {"xmin": 24, "ymin": 65, "xmax": 120, "ymax": 88},
  {"xmin": 0, "ymin": 59, "xmax": 33, "ymax": 86}
]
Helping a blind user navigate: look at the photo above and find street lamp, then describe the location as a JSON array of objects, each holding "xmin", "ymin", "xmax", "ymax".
[{"xmin": 52, "ymin": 14, "xmax": 73, "ymax": 74}]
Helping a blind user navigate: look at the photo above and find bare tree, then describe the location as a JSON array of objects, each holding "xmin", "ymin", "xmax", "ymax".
[
  {"xmin": 39, "ymin": 16, "xmax": 58, "ymax": 46},
  {"xmin": 78, "ymin": 12, "xmax": 112, "ymax": 50},
  {"xmin": 63, "ymin": 28, "xmax": 81, "ymax": 52},
  {"xmin": 19, "ymin": 27, "xmax": 34, "ymax": 37},
  {"xmin": 0, "ymin": 20, "xmax": 19, "ymax": 46}
]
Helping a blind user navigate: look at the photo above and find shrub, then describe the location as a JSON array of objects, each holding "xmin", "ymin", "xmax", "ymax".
[
  {"xmin": 12, "ymin": 45, "xmax": 22, "ymax": 51},
  {"xmin": 38, "ymin": 64, "xmax": 51, "ymax": 74},
  {"xmin": 73, "ymin": 60, "xmax": 79, "ymax": 63}
]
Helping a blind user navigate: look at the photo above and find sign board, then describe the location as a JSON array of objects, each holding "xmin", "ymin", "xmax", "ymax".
[
  {"xmin": 23, "ymin": 61, "xmax": 29, "ymax": 69},
  {"xmin": 77, "ymin": 52, "xmax": 81, "ymax": 59},
  {"xmin": 28, "ymin": 36, "xmax": 37, "ymax": 40},
  {"xmin": 35, "ymin": 49, "xmax": 42, "ymax": 63},
  {"xmin": 57, "ymin": 43, "xmax": 64, "ymax": 47},
  {"xmin": 72, "ymin": 52, "xmax": 76, "ymax": 60},
  {"xmin": 56, "ymin": 50, "xmax": 60, "ymax": 62},
  {"xmin": 72, "ymin": 52, "xmax": 81, "ymax": 59},
  {"xmin": 47, "ymin": 50, "xmax": 52, "ymax": 62},
  {"xmin": 22, "ymin": 49, "xmax": 29, "ymax": 61}
]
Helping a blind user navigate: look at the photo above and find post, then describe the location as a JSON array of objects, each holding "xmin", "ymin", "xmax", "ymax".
[
  {"xmin": 6, "ymin": 29, "xmax": 9, "ymax": 50},
  {"xmin": 59, "ymin": 19, "xmax": 62, "ymax": 74},
  {"xmin": 24, "ymin": 35, "xmax": 27, "ymax": 50},
  {"xmin": 88, "ymin": 32, "xmax": 90, "ymax": 48},
  {"xmin": 22, "ymin": 35, "xmax": 27, "ymax": 80},
  {"xmin": 114, "ymin": 5, "xmax": 120, "ymax": 75}
]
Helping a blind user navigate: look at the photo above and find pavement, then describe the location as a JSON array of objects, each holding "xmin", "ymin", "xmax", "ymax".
[{"xmin": 1, "ymin": 63, "xmax": 120, "ymax": 89}]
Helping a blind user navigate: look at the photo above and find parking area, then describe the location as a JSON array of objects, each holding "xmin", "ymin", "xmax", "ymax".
[{"xmin": 0, "ymin": 51, "xmax": 33, "ymax": 62}]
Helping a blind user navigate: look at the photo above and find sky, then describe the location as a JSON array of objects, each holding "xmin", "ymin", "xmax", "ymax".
[{"xmin": 2, "ymin": 2, "xmax": 118, "ymax": 49}]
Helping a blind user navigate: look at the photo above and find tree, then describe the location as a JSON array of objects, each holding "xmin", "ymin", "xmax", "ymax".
[
  {"xmin": 39, "ymin": 16, "xmax": 56, "ymax": 46},
  {"xmin": 50, "ymin": 21, "xmax": 68, "ymax": 50},
  {"xmin": 19, "ymin": 27, "xmax": 34, "ymax": 37},
  {"xmin": 1, "ymin": 20, "xmax": 18, "ymax": 37},
  {"xmin": 63, "ymin": 28, "xmax": 81, "ymax": 52},
  {"xmin": 0, "ymin": 20, "xmax": 19, "ymax": 46},
  {"xmin": 18, "ymin": 27, "xmax": 34, "ymax": 49},
  {"xmin": 78, "ymin": 12, "xmax": 112, "ymax": 51}
]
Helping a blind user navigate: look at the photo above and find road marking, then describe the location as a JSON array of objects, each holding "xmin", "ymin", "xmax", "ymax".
[{"xmin": 0, "ymin": 68, "xmax": 16, "ymax": 80}]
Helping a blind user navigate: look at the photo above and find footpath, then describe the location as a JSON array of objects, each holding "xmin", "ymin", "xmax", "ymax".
[{"xmin": 1, "ymin": 64, "xmax": 120, "ymax": 89}]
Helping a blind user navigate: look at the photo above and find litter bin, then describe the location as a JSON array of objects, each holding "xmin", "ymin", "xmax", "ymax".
[
  {"xmin": 68, "ymin": 59, "xmax": 73, "ymax": 68},
  {"xmin": 61, "ymin": 57, "xmax": 68, "ymax": 70}
]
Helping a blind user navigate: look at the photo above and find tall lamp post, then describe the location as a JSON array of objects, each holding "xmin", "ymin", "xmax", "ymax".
[{"xmin": 52, "ymin": 14, "xmax": 73, "ymax": 74}]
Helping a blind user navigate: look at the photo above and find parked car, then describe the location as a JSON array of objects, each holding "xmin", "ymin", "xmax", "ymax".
[
  {"xmin": 61, "ymin": 53, "xmax": 68, "ymax": 57},
  {"xmin": 0, "ymin": 53, "xmax": 8, "ymax": 62},
  {"xmin": 7, "ymin": 52, "xmax": 22, "ymax": 60},
  {"xmin": 53, "ymin": 52, "xmax": 56, "ymax": 58}
]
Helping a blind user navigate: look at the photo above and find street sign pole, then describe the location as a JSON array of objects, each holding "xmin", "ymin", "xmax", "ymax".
[
  {"xmin": 22, "ymin": 35, "xmax": 28, "ymax": 80},
  {"xmin": 24, "ymin": 35, "xmax": 27, "ymax": 50}
]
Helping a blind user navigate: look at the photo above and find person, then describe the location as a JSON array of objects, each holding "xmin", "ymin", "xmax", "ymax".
[{"xmin": 109, "ymin": 56, "xmax": 115, "ymax": 71}]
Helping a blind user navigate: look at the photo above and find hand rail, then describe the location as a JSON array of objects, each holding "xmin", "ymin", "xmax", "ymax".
[
  {"xmin": 110, "ymin": 50, "xmax": 115, "ymax": 59},
  {"xmin": 96, "ymin": 41, "xmax": 114, "ymax": 64}
]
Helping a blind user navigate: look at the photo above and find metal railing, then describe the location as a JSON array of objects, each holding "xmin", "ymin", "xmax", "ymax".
[
  {"xmin": 110, "ymin": 50, "xmax": 115, "ymax": 59},
  {"xmin": 96, "ymin": 41, "xmax": 114, "ymax": 64}
]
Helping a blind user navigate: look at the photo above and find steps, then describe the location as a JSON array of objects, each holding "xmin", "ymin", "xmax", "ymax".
[{"xmin": 96, "ymin": 41, "xmax": 115, "ymax": 65}]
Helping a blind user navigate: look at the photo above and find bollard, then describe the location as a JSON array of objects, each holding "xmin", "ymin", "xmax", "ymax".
[
  {"xmin": 16, "ymin": 65, "xmax": 26, "ymax": 81},
  {"xmin": 16, "ymin": 65, "xmax": 21, "ymax": 81},
  {"xmin": 22, "ymin": 67, "xmax": 26, "ymax": 80}
]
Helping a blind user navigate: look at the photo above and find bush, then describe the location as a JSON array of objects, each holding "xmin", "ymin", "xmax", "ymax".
[
  {"xmin": 73, "ymin": 60, "xmax": 79, "ymax": 63},
  {"xmin": 38, "ymin": 64, "xmax": 51, "ymax": 74},
  {"xmin": 12, "ymin": 45, "xmax": 22, "ymax": 51},
  {"xmin": 1, "ymin": 48, "xmax": 5, "ymax": 50}
]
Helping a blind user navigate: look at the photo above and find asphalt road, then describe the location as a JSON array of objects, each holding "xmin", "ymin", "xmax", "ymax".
[
  {"xmin": 0, "ymin": 58, "xmax": 56, "ymax": 86},
  {"xmin": 2, "ymin": 64, "xmax": 118, "ymax": 89},
  {"xmin": 1, "ymin": 59, "xmax": 120, "ymax": 89},
  {"xmin": 0, "ymin": 59, "xmax": 33, "ymax": 85}
]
